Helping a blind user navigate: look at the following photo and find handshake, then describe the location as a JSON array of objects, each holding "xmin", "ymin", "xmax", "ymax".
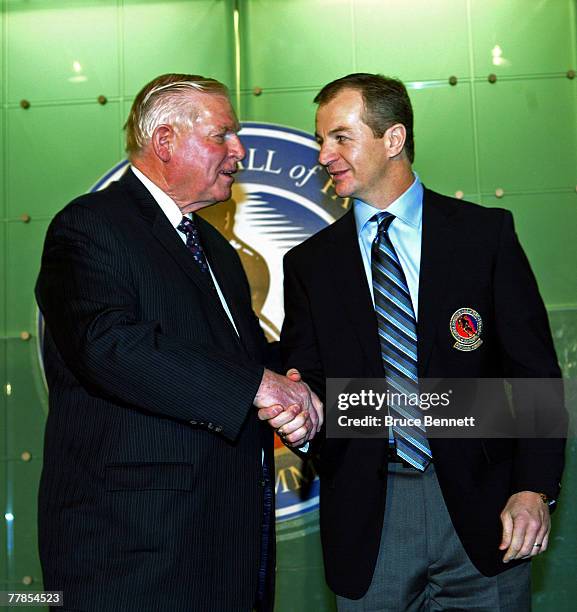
[{"xmin": 254, "ymin": 368, "xmax": 324, "ymax": 447}]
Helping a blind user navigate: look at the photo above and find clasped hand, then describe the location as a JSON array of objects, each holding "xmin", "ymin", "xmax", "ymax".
[{"xmin": 254, "ymin": 368, "xmax": 323, "ymax": 447}]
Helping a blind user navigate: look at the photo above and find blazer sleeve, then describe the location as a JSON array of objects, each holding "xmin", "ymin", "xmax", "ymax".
[
  {"xmin": 35, "ymin": 202, "xmax": 264, "ymax": 442},
  {"xmin": 492, "ymin": 210, "xmax": 567, "ymax": 498},
  {"xmin": 280, "ymin": 250, "xmax": 327, "ymax": 458}
]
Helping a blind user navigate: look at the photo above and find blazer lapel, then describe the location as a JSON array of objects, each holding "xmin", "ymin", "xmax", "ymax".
[
  {"xmin": 119, "ymin": 170, "xmax": 238, "ymax": 328},
  {"xmin": 196, "ymin": 217, "xmax": 256, "ymax": 356},
  {"xmin": 417, "ymin": 188, "xmax": 457, "ymax": 376},
  {"xmin": 326, "ymin": 211, "xmax": 383, "ymax": 374}
]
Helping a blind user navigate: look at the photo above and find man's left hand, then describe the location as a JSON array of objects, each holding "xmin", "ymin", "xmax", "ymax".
[{"xmin": 499, "ymin": 491, "xmax": 550, "ymax": 562}]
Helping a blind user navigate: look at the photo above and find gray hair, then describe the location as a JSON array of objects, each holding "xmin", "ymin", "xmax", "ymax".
[{"xmin": 124, "ymin": 73, "xmax": 229, "ymax": 157}]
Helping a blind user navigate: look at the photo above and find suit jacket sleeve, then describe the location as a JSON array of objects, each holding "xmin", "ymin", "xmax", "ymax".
[
  {"xmin": 35, "ymin": 202, "xmax": 264, "ymax": 442},
  {"xmin": 493, "ymin": 210, "xmax": 567, "ymax": 498},
  {"xmin": 280, "ymin": 250, "xmax": 327, "ymax": 458}
]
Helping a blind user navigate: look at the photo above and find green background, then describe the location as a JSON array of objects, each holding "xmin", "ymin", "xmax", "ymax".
[{"xmin": 1, "ymin": 0, "xmax": 576, "ymax": 610}]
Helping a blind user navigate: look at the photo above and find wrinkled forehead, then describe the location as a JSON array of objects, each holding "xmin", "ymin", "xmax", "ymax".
[{"xmin": 190, "ymin": 92, "xmax": 240, "ymax": 131}]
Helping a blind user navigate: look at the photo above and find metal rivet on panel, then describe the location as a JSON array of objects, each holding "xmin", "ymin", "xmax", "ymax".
[
  {"xmin": 20, "ymin": 331, "xmax": 31, "ymax": 341},
  {"xmin": 455, "ymin": 190, "xmax": 464, "ymax": 199},
  {"xmin": 97, "ymin": 95, "xmax": 108, "ymax": 105},
  {"xmin": 567, "ymin": 70, "xmax": 576, "ymax": 80},
  {"xmin": 488, "ymin": 74, "xmax": 497, "ymax": 84},
  {"xmin": 22, "ymin": 576, "xmax": 33, "ymax": 585},
  {"xmin": 21, "ymin": 451, "xmax": 32, "ymax": 462},
  {"xmin": 449, "ymin": 76, "xmax": 458, "ymax": 86},
  {"xmin": 21, "ymin": 213, "xmax": 31, "ymax": 223},
  {"xmin": 495, "ymin": 188, "xmax": 504, "ymax": 198},
  {"xmin": 20, "ymin": 100, "xmax": 31, "ymax": 109},
  {"xmin": 253, "ymin": 87, "xmax": 263, "ymax": 96}
]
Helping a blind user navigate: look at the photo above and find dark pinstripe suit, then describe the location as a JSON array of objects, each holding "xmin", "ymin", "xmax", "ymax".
[{"xmin": 36, "ymin": 169, "xmax": 275, "ymax": 611}]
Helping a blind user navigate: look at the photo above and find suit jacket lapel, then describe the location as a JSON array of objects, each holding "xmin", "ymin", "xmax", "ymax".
[
  {"xmin": 119, "ymin": 170, "xmax": 239, "ymax": 331},
  {"xmin": 196, "ymin": 217, "xmax": 257, "ymax": 356},
  {"xmin": 417, "ymin": 188, "xmax": 457, "ymax": 376},
  {"xmin": 327, "ymin": 211, "xmax": 383, "ymax": 374}
]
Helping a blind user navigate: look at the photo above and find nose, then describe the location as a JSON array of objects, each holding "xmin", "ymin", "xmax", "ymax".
[
  {"xmin": 228, "ymin": 134, "xmax": 245, "ymax": 161},
  {"xmin": 318, "ymin": 141, "xmax": 336, "ymax": 168}
]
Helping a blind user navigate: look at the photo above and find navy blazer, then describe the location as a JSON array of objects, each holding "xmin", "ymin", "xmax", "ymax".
[{"xmin": 281, "ymin": 187, "xmax": 567, "ymax": 599}]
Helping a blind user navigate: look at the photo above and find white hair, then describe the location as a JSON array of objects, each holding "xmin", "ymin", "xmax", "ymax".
[{"xmin": 125, "ymin": 74, "xmax": 229, "ymax": 156}]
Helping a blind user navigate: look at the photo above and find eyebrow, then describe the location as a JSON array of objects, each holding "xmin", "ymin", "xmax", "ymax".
[
  {"xmin": 329, "ymin": 125, "xmax": 352, "ymax": 135},
  {"xmin": 315, "ymin": 125, "xmax": 352, "ymax": 141},
  {"xmin": 215, "ymin": 123, "xmax": 241, "ymax": 133}
]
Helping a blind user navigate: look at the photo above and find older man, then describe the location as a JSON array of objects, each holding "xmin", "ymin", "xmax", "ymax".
[
  {"xmin": 36, "ymin": 73, "xmax": 321, "ymax": 612},
  {"xmin": 279, "ymin": 73, "xmax": 566, "ymax": 611}
]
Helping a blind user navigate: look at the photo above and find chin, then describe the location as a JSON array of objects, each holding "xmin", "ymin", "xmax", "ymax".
[
  {"xmin": 334, "ymin": 185, "xmax": 353, "ymax": 199},
  {"xmin": 218, "ymin": 188, "xmax": 233, "ymax": 202}
]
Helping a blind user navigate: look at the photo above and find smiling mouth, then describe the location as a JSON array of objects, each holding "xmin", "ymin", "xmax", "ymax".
[{"xmin": 329, "ymin": 169, "xmax": 349, "ymax": 180}]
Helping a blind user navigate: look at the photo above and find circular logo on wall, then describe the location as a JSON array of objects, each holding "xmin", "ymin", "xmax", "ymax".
[{"xmin": 37, "ymin": 122, "xmax": 347, "ymax": 537}]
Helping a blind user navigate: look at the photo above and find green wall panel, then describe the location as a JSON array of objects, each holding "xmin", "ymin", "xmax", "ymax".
[
  {"xmin": 242, "ymin": 90, "xmax": 318, "ymax": 132},
  {"xmin": 475, "ymin": 78, "xmax": 577, "ymax": 194},
  {"xmin": 5, "ymin": 220, "xmax": 48, "ymax": 332},
  {"xmin": 471, "ymin": 0, "xmax": 575, "ymax": 77},
  {"xmin": 6, "ymin": 0, "xmax": 119, "ymax": 104},
  {"xmin": 481, "ymin": 193, "xmax": 577, "ymax": 308},
  {"xmin": 0, "ymin": 474, "xmax": 8, "ymax": 589},
  {"xmin": 0, "ymin": 487, "xmax": 7, "ymax": 589},
  {"xmin": 410, "ymin": 82, "xmax": 478, "ymax": 197},
  {"xmin": 5, "ymin": 340, "xmax": 46, "ymax": 459},
  {"xmin": 123, "ymin": 0, "xmax": 233, "ymax": 97},
  {"xmin": 6, "ymin": 104, "xmax": 121, "ymax": 218},
  {"xmin": 242, "ymin": 0, "xmax": 354, "ymax": 90},
  {"xmin": 353, "ymin": 0, "xmax": 470, "ymax": 82},
  {"xmin": 6, "ymin": 459, "xmax": 43, "ymax": 586},
  {"xmin": 276, "ymin": 514, "xmax": 335, "ymax": 612},
  {"xmin": 533, "ymin": 308, "xmax": 577, "ymax": 611}
]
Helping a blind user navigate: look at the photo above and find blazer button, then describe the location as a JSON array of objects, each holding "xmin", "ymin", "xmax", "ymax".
[{"xmin": 259, "ymin": 479, "xmax": 266, "ymax": 487}]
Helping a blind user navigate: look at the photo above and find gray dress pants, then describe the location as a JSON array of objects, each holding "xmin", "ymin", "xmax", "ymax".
[{"xmin": 337, "ymin": 463, "xmax": 531, "ymax": 612}]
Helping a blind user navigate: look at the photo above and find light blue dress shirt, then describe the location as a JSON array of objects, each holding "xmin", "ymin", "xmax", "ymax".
[{"xmin": 353, "ymin": 176, "xmax": 423, "ymax": 320}]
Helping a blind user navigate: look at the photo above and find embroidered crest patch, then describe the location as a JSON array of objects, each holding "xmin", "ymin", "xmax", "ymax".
[{"xmin": 450, "ymin": 308, "xmax": 483, "ymax": 351}]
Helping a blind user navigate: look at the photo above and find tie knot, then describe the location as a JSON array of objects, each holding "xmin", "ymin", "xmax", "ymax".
[
  {"xmin": 177, "ymin": 215, "xmax": 197, "ymax": 236},
  {"xmin": 374, "ymin": 211, "xmax": 395, "ymax": 234}
]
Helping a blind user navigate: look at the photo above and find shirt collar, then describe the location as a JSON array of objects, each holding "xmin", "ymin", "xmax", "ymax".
[
  {"xmin": 353, "ymin": 174, "xmax": 423, "ymax": 236},
  {"xmin": 130, "ymin": 165, "xmax": 186, "ymax": 228}
]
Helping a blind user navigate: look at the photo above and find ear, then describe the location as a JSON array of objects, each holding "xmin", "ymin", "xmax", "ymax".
[
  {"xmin": 384, "ymin": 123, "xmax": 407, "ymax": 159},
  {"xmin": 151, "ymin": 125, "xmax": 174, "ymax": 163}
]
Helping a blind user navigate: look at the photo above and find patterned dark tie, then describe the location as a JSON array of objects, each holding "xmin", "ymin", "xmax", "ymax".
[
  {"xmin": 177, "ymin": 215, "xmax": 211, "ymax": 276},
  {"xmin": 371, "ymin": 211, "xmax": 432, "ymax": 471}
]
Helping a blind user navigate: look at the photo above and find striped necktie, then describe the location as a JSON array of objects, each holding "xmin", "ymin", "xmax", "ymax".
[{"xmin": 371, "ymin": 211, "xmax": 432, "ymax": 471}]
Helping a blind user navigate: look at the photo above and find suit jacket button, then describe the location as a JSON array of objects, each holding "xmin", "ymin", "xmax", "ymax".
[{"xmin": 259, "ymin": 479, "xmax": 266, "ymax": 487}]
